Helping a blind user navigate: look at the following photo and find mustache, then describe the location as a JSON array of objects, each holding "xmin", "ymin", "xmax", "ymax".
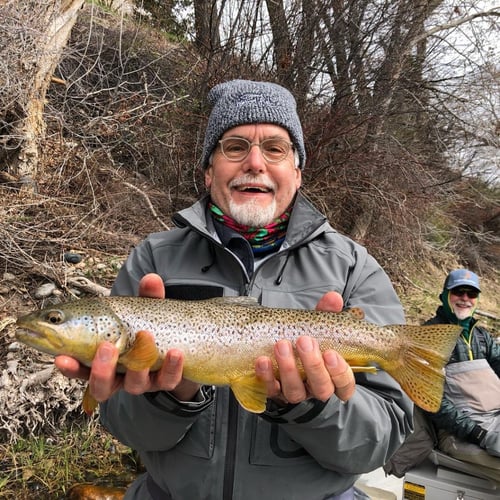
[
  {"xmin": 456, "ymin": 302, "xmax": 473, "ymax": 307},
  {"xmin": 229, "ymin": 175, "xmax": 276, "ymax": 191}
]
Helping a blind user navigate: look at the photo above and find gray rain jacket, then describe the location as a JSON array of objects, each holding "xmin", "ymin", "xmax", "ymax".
[{"xmin": 100, "ymin": 192, "xmax": 413, "ymax": 500}]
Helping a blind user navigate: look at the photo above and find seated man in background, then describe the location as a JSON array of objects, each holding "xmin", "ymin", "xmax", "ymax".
[{"xmin": 425, "ymin": 269, "xmax": 500, "ymax": 474}]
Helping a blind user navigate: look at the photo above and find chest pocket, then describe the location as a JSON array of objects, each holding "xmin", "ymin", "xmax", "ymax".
[
  {"xmin": 165, "ymin": 284, "xmax": 224, "ymax": 300},
  {"xmin": 261, "ymin": 285, "xmax": 341, "ymax": 310},
  {"xmin": 249, "ymin": 416, "xmax": 315, "ymax": 466}
]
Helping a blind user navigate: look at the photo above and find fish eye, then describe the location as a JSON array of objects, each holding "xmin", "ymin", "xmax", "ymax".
[{"xmin": 46, "ymin": 310, "xmax": 64, "ymax": 324}]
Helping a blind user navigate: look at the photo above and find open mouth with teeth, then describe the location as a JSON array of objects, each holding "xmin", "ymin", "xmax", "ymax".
[{"xmin": 234, "ymin": 185, "xmax": 273, "ymax": 193}]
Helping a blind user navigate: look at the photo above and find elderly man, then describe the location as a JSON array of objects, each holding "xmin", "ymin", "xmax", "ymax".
[
  {"xmin": 56, "ymin": 79, "xmax": 413, "ymax": 499},
  {"xmin": 426, "ymin": 269, "xmax": 500, "ymax": 473}
]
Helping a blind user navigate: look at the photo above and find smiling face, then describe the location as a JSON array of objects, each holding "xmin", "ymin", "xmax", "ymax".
[
  {"xmin": 204, "ymin": 124, "xmax": 301, "ymax": 227},
  {"xmin": 448, "ymin": 287, "xmax": 479, "ymax": 320}
]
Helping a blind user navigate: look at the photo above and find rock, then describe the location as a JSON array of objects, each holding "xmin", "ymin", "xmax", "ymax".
[
  {"xmin": 8, "ymin": 342, "xmax": 22, "ymax": 352},
  {"xmin": 64, "ymin": 252, "xmax": 83, "ymax": 264},
  {"xmin": 34, "ymin": 282, "xmax": 57, "ymax": 298}
]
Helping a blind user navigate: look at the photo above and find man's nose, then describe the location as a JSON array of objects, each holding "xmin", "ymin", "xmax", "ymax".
[{"xmin": 243, "ymin": 144, "xmax": 267, "ymax": 172}]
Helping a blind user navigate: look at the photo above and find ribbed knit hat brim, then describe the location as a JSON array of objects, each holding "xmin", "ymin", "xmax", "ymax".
[{"xmin": 201, "ymin": 79, "xmax": 306, "ymax": 169}]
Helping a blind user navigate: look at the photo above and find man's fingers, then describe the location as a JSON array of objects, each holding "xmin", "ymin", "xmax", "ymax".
[
  {"xmin": 155, "ymin": 349, "xmax": 185, "ymax": 392},
  {"xmin": 274, "ymin": 340, "xmax": 307, "ymax": 403},
  {"xmin": 123, "ymin": 368, "xmax": 152, "ymax": 395},
  {"xmin": 315, "ymin": 291, "xmax": 343, "ymax": 313},
  {"xmin": 153, "ymin": 349, "xmax": 201, "ymax": 401},
  {"xmin": 138, "ymin": 273, "xmax": 165, "ymax": 299},
  {"xmin": 55, "ymin": 355, "xmax": 90, "ymax": 380},
  {"xmin": 296, "ymin": 336, "xmax": 334, "ymax": 401},
  {"xmin": 323, "ymin": 350, "xmax": 356, "ymax": 401},
  {"xmin": 88, "ymin": 342, "xmax": 120, "ymax": 402},
  {"xmin": 255, "ymin": 356, "xmax": 281, "ymax": 398}
]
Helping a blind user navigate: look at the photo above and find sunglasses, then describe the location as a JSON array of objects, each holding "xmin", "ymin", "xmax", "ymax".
[{"xmin": 450, "ymin": 288, "xmax": 479, "ymax": 299}]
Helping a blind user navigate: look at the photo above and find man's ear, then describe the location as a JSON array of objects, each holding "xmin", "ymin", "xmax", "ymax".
[
  {"xmin": 295, "ymin": 166, "xmax": 302, "ymax": 190},
  {"xmin": 294, "ymin": 150, "xmax": 300, "ymax": 168},
  {"xmin": 205, "ymin": 165, "xmax": 213, "ymax": 189}
]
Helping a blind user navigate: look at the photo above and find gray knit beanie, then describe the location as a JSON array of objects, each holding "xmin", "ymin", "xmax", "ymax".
[{"xmin": 202, "ymin": 79, "xmax": 306, "ymax": 169}]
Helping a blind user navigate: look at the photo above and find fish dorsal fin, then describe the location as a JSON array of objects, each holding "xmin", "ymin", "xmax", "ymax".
[
  {"xmin": 209, "ymin": 296, "xmax": 261, "ymax": 308},
  {"xmin": 118, "ymin": 330, "xmax": 161, "ymax": 371},
  {"xmin": 230, "ymin": 373, "xmax": 268, "ymax": 413},
  {"xmin": 344, "ymin": 307, "xmax": 365, "ymax": 320}
]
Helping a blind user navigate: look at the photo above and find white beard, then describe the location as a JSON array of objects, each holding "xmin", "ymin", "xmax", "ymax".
[
  {"xmin": 453, "ymin": 305, "xmax": 474, "ymax": 320},
  {"xmin": 228, "ymin": 197, "xmax": 277, "ymax": 227}
]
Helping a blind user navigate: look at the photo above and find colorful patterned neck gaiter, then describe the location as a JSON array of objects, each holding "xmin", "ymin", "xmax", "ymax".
[{"xmin": 209, "ymin": 202, "xmax": 290, "ymax": 255}]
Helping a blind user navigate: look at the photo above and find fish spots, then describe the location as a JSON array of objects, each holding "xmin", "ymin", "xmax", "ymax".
[{"xmin": 16, "ymin": 296, "xmax": 461, "ymax": 412}]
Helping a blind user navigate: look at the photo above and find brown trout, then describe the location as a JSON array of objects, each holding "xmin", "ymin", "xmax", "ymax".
[{"xmin": 16, "ymin": 296, "xmax": 461, "ymax": 414}]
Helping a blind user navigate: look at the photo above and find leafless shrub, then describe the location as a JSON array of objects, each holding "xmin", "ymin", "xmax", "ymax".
[
  {"xmin": 40, "ymin": 5, "xmax": 208, "ymax": 205},
  {"xmin": 0, "ymin": 327, "xmax": 85, "ymax": 441}
]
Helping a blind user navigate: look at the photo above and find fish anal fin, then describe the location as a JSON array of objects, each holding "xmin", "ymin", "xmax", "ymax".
[
  {"xmin": 82, "ymin": 384, "xmax": 98, "ymax": 416},
  {"xmin": 230, "ymin": 374, "xmax": 268, "ymax": 413},
  {"xmin": 118, "ymin": 330, "xmax": 160, "ymax": 371},
  {"xmin": 350, "ymin": 365, "xmax": 378, "ymax": 374}
]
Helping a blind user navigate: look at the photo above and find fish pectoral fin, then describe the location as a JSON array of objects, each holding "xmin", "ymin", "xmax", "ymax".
[
  {"xmin": 350, "ymin": 365, "xmax": 378, "ymax": 374},
  {"xmin": 230, "ymin": 374, "xmax": 268, "ymax": 414},
  {"xmin": 82, "ymin": 384, "xmax": 98, "ymax": 416},
  {"xmin": 118, "ymin": 330, "xmax": 160, "ymax": 371}
]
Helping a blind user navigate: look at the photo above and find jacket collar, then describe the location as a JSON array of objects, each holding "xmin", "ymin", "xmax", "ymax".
[{"xmin": 173, "ymin": 191, "xmax": 329, "ymax": 248}]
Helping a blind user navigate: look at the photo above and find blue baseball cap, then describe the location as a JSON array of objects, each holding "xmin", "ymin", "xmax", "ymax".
[{"xmin": 443, "ymin": 269, "xmax": 481, "ymax": 292}]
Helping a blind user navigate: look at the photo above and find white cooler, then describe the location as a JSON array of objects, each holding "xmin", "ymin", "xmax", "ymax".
[{"xmin": 403, "ymin": 450, "xmax": 500, "ymax": 499}]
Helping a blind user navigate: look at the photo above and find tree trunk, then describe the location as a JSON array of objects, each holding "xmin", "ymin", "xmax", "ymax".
[
  {"xmin": 0, "ymin": 0, "xmax": 84, "ymax": 186},
  {"xmin": 265, "ymin": 0, "xmax": 294, "ymax": 86},
  {"xmin": 193, "ymin": 0, "xmax": 221, "ymax": 56}
]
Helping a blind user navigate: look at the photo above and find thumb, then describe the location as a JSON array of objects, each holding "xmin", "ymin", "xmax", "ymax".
[{"xmin": 316, "ymin": 291, "xmax": 343, "ymax": 313}]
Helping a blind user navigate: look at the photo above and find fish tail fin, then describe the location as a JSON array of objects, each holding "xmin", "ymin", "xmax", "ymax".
[
  {"xmin": 230, "ymin": 374, "xmax": 268, "ymax": 414},
  {"xmin": 384, "ymin": 324, "xmax": 461, "ymax": 413}
]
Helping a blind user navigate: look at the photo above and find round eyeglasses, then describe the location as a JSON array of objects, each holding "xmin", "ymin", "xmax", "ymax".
[{"xmin": 218, "ymin": 137, "xmax": 294, "ymax": 163}]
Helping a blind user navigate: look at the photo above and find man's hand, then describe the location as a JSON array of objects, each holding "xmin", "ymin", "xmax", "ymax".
[
  {"xmin": 55, "ymin": 273, "xmax": 200, "ymax": 403},
  {"xmin": 255, "ymin": 291, "xmax": 356, "ymax": 406},
  {"xmin": 481, "ymin": 429, "xmax": 500, "ymax": 457}
]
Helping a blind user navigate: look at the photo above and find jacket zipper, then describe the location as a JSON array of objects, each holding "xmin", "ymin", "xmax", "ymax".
[{"xmin": 222, "ymin": 392, "xmax": 239, "ymax": 500}]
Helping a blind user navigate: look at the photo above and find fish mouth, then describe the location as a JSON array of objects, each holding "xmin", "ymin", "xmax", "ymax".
[
  {"xmin": 15, "ymin": 322, "xmax": 65, "ymax": 351},
  {"xmin": 17, "ymin": 328, "xmax": 44, "ymax": 340}
]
